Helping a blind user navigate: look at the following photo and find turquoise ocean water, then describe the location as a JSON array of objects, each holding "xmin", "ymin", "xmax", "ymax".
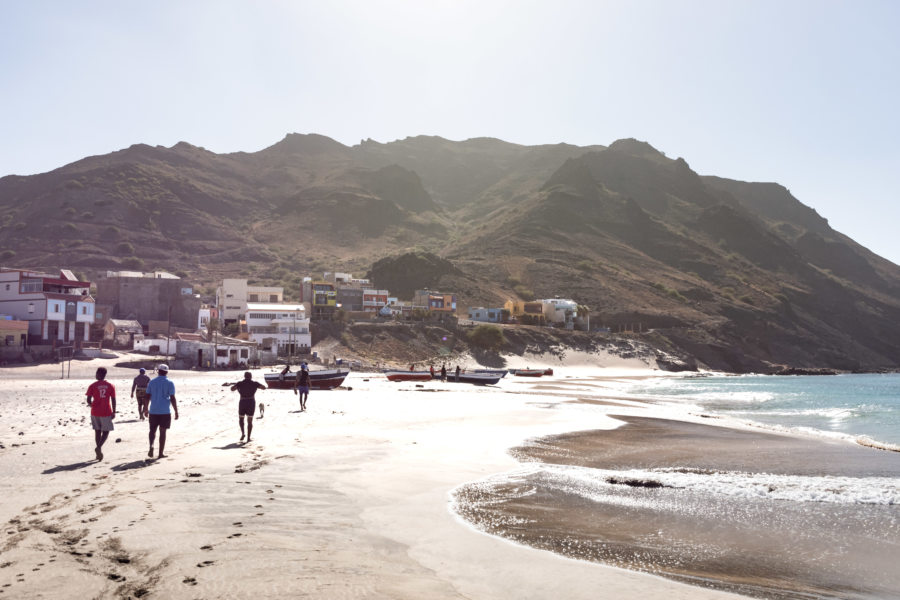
[{"xmin": 625, "ymin": 373, "xmax": 900, "ymax": 449}]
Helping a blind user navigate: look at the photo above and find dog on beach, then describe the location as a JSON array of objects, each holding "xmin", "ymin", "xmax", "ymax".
[{"xmin": 258, "ymin": 403, "xmax": 265, "ymax": 419}]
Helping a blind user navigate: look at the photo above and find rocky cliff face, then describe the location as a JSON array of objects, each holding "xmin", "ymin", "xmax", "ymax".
[{"xmin": 1, "ymin": 134, "xmax": 898, "ymax": 372}]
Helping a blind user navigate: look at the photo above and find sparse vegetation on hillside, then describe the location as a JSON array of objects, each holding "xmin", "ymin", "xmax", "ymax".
[
  {"xmin": 1, "ymin": 134, "xmax": 899, "ymax": 372},
  {"xmin": 466, "ymin": 324, "xmax": 505, "ymax": 351}
]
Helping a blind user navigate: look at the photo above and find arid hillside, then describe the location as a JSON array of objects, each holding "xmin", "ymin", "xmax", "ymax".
[{"xmin": 1, "ymin": 134, "xmax": 899, "ymax": 372}]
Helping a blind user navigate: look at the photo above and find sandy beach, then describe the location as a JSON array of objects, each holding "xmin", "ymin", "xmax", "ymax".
[{"xmin": 2, "ymin": 354, "xmax": 875, "ymax": 600}]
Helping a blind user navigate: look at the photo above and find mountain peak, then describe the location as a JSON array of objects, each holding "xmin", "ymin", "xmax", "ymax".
[
  {"xmin": 265, "ymin": 133, "xmax": 348, "ymax": 155},
  {"xmin": 608, "ymin": 138, "xmax": 668, "ymax": 162}
]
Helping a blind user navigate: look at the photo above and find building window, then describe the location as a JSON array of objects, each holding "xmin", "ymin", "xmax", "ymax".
[
  {"xmin": 82, "ymin": 306, "xmax": 87, "ymax": 314},
  {"xmin": 240, "ymin": 349, "xmax": 249, "ymax": 358},
  {"xmin": 54, "ymin": 304, "xmax": 60, "ymax": 313},
  {"xmin": 20, "ymin": 280, "xmax": 42, "ymax": 293},
  {"xmin": 249, "ymin": 313, "xmax": 276, "ymax": 320}
]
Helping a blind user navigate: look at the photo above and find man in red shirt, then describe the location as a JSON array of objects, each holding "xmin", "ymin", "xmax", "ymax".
[{"xmin": 86, "ymin": 366, "xmax": 116, "ymax": 461}]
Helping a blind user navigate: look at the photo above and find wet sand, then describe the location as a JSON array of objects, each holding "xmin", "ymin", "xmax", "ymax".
[{"xmin": 454, "ymin": 416, "xmax": 900, "ymax": 599}]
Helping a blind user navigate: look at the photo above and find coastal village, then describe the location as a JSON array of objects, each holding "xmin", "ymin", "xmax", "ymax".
[{"xmin": 0, "ymin": 266, "xmax": 589, "ymax": 369}]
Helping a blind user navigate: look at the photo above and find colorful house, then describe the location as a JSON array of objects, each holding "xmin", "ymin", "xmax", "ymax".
[
  {"xmin": 0, "ymin": 268, "xmax": 94, "ymax": 344},
  {"xmin": 310, "ymin": 282, "xmax": 337, "ymax": 318},
  {"xmin": 413, "ymin": 290, "xmax": 457, "ymax": 314},
  {"xmin": 362, "ymin": 289, "xmax": 389, "ymax": 313}
]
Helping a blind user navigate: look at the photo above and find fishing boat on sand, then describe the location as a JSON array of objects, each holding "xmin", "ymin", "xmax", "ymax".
[
  {"xmin": 508, "ymin": 367, "xmax": 553, "ymax": 377},
  {"xmin": 384, "ymin": 370, "xmax": 434, "ymax": 382},
  {"xmin": 474, "ymin": 369, "xmax": 508, "ymax": 378},
  {"xmin": 264, "ymin": 368, "xmax": 350, "ymax": 390},
  {"xmin": 441, "ymin": 372, "xmax": 503, "ymax": 385}
]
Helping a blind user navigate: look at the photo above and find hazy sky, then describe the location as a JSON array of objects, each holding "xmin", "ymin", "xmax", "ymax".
[{"xmin": 2, "ymin": 1, "xmax": 899, "ymax": 264}]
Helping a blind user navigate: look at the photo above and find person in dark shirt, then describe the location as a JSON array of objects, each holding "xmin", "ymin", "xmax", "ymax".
[
  {"xmin": 294, "ymin": 363, "xmax": 310, "ymax": 412},
  {"xmin": 130, "ymin": 368, "xmax": 151, "ymax": 421},
  {"xmin": 231, "ymin": 371, "xmax": 266, "ymax": 443}
]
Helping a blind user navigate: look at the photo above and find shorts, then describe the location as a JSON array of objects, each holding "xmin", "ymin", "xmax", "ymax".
[
  {"xmin": 91, "ymin": 416, "xmax": 115, "ymax": 432},
  {"xmin": 135, "ymin": 388, "xmax": 148, "ymax": 403},
  {"xmin": 148, "ymin": 413, "xmax": 171, "ymax": 429},
  {"xmin": 296, "ymin": 386, "xmax": 309, "ymax": 394},
  {"xmin": 239, "ymin": 398, "xmax": 256, "ymax": 417}
]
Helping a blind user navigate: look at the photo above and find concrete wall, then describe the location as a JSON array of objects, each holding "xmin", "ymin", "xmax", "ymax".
[
  {"xmin": 96, "ymin": 276, "xmax": 200, "ymax": 329},
  {"xmin": 134, "ymin": 337, "xmax": 177, "ymax": 354},
  {"xmin": 176, "ymin": 340, "xmax": 259, "ymax": 368}
]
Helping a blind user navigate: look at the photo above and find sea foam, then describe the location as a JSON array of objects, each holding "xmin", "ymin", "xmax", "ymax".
[{"xmin": 487, "ymin": 464, "xmax": 900, "ymax": 506}]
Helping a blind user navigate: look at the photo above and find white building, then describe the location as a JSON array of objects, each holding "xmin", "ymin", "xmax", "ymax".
[
  {"xmin": 133, "ymin": 336, "xmax": 177, "ymax": 355},
  {"xmin": 540, "ymin": 298, "xmax": 578, "ymax": 329},
  {"xmin": 0, "ymin": 268, "xmax": 95, "ymax": 344},
  {"xmin": 324, "ymin": 272, "xmax": 371, "ymax": 288},
  {"xmin": 245, "ymin": 302, "xmax": 310, "ymax": 357},
  {"xmin": 215, "ymin": 279, "xmax": 284, "ymax": 326}
]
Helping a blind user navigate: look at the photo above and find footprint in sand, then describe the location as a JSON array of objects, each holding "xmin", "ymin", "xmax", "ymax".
[
  {"xmin": 199, "ymin": 545, "xmax": 213, "ymax": 551},
  {"xmin": 182, "ymin": 576, "xmax": 198, "ymax": 586},
  {"xmin": 196, "ymin": 560, "xmax": 215, "ymax": 568}
]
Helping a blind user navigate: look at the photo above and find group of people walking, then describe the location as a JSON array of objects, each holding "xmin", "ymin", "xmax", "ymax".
[
  {"xmin": 86, "ymin": 364, "xmax": 179, "ymax": 461},
  {"xmin": 85, "ymin": 363, "xmax": 307, "ymax": 462}
]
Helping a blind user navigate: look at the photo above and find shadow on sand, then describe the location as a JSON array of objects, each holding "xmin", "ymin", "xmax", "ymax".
[
  {"xmin": 42, "ymin": 460, "xmax": 96, "ymax": 474},
  {"xmin": 111, "ymin": 459, "xmax": 155, "ymax": 471},
  {"xmin": 214, "ymin": 442, "xmax": 244, "ymax": 450}
]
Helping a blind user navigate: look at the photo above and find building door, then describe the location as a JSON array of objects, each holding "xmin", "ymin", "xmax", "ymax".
[
  {"xmin": 197, "ymin": 349, "xmax": 203, "ymax": 368},
  {"xmin": 229, "ymin": 349, "xmax": 238, "ymax": 366}
]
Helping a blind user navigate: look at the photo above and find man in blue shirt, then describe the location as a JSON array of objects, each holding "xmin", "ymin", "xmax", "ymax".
[{"xmin": 143, "ymin": 363, "xmax": 179, "ymax": 459}]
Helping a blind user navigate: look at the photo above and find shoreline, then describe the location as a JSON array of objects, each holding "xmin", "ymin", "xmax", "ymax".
[
  {"xmin": 3, "ymin": 359, "xmax": 896, "ymax": 599},
  {"xmin": 453, "ymin": 414, "xmax": 900, "ymax": 600}
]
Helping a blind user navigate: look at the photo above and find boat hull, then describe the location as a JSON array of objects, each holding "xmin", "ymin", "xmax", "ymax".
[
  {"xmin": 384, "ymin": 370, "xmax": 434, "ymax": 382},
  {"xmin": 510, "ymin": 369, "xmax": 545, "ymax": 377},
  {"xmin": 474, "ymin": 369, "xmax": 507, "ymax": 378},
  {"xmin": 264, "ymin": 369, "xmax": 350, "ymax": 390},
  {"xmin": 455, "ymin": 373, "xmax": 502, "ymax": 385}
]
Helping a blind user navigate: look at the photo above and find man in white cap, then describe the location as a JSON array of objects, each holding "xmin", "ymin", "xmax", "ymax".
[
  {"xmin": 130, "ymin": 367, "xmax": 150, "ymax": 421},
  {"xmin": 143, "ymin": 364, "xmax": 179, "ymax": 459}
]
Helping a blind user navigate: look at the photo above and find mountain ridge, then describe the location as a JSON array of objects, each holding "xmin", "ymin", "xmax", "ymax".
[{"xmin": 1, "ymin": 133, "xmax": 898, "ymax": 373}]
